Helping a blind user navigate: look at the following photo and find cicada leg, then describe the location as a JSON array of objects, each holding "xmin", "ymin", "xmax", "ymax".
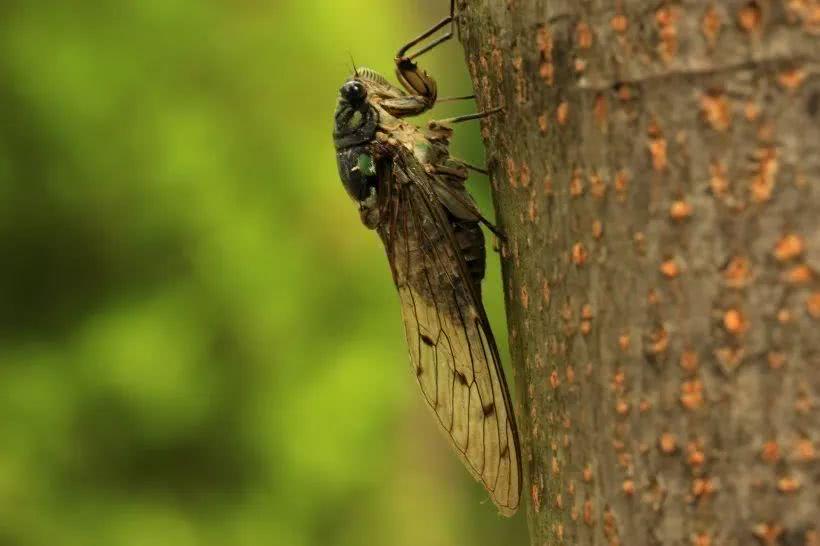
[
  {"xmin": 429, "ymin": 106, "xmax": 504, "ymax": 127},
  {"xmin": 430, "ymin": 159, "xmax": 505, "ymax": 240},
  {"xmin": 383, "ymin": 0, "xmax": 455, "ymax": 117}
]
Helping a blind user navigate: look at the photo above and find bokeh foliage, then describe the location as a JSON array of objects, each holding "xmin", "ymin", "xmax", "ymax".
[{"xmin": 0, "ymin": 1, "xmax": 526, "ymax": 544}]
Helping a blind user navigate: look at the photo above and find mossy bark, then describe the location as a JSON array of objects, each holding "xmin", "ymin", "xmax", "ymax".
[{"xmin": 458, "ymin": 1, "xmax": 820, "ymax": 544}]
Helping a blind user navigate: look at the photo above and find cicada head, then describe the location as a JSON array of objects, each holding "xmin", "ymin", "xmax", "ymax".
[
  {"xmin": 333, "ymin": 71, "xmax": 382, "ymax": 208},
  {"xmin": 333, "ymin": 74, "xmax": 378, "ymax": 151}
]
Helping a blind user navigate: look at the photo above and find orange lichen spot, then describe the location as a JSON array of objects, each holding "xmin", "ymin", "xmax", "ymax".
[
  {"xmin": 629, "ymin": 229, "xmax": 648, "ymax": 251},
  {"xmin": 616, "ymin": 399, "xmax": 630, "ymax": 415},
  {"xmin": 539, "ymin": 61, "xmax": 555, "ymax": 85},
  {"xmin": 670, "ymin": 200, "xmax": 693, "ymax": 220},
  {"xmin": 614, "ymin": 170, "xmax": 629, "ymax": 201},
  {"xmin": 767, "ymin": 352, "xmax": 786, "ymax": 369},
  {"xmin": 581, "ymin": 304, "xmax": 593, "ymax": 319},
  {"xmin": 777, "ymin": 308, "xmax": 792, "ymax": 323},
  {"xmin": 774, "ymin": 233, "xmax": 804, "ymax": 261},
  {"xmin": 543, "ymin": 176, "xmax": 554, "ymax": 196},
  {"xmin": 538, "ymin": 112, "xmax": 549, "ymax": 134},
  {"xmin": 723, "ymin": 256, "xmax": 751, "ymax": 287},
  {"xmin": 777, "ymin": 476, "xmax": 801, "ymax": 493},
  {"xmin": 700, "ymin": 90, "xmax": 732, "ymax": 131},
  {"xmin": 660, "ymin": 259, "xmax": 680, "ymax": 278},
  {"xmin": 572, "ymin": 242, "xmax": 588, "ymax": 266},
  {"xmin": 655, "ymin": 5, "xmax": 678, "ymax": 26},
  {"xmin": 784, "ymin": 264, "xmax": 813, "ymax": 284},
  {"xmin": 557, "ymin": 101, "xmax": 570, "ymax": 125},
  {"xmin": 520, "ymin": 164, "xmax": 530, "ymax": 187},
  {"xmin": 506, "ymin": 158, "xmax": 518, "ymax": 188},
  {"xmin": 552, "ymin": 456, "xmax": 560, "ymax": 475},
  {"xmin": 583, "ymin": 465, "xmax": 594, "ymax": 482},
  {"xmin": 592, "ymin": 219, "xmax": 603, "ymax": 239},
  {"xmin": 687, "ymin": 444, "xmax": 706, "ymax": 467},
  {"xmin": 527, "ymin": 196, "xmax": 538, "ymax": 223},
  {"xmin": 691, "ymin": 477, "xmax": 715, "ymax": 498},
  {"xmin": 745, "ymin": 100, "xmax": 761, "ymax": 121},
  {"xmin": 786, "ymin": 1, "xmax": 820, "ymax": 33},
  {"xmin": 536, "ymin": 24, "xmax": 553, "ymax": 56},
  {"xmin": 778, "ymin": 66, "xmax": 806, "ymax": 90},
  {"xmin": 580, "ymin": 320, "xmax": 591, "ymax": 335},
  {"xmin": 702, "ymin": 5, "xmax": 722, "ymax": 45},
  {"xmin": 660, "ymin": 433, "xmax": 678, "ymax": 454},
  {"xmin": 531, "ymin": 483, "xmax": 541, "ymax": 512},
  {"xmin": 574, "ymin": 58, "xmax": 588, "ymax": 74},
  {"xmin": 750, "ymin": 146, "xmax": 778, "ymax": 203},
  {"xmin": 715, "ymin": 346, "xmax": 746, "ymax": 372},
  {"xmin": 693, "ymin": 532, "xmax": 712, "ymax": 546},
  {"xmin": 723, "ymin": 309, "xmax": 748, "ymax": 334},
  {"xmin": 647, "ymin": 288, "xmax": 660, "ymax": 306},
  {"xmin": 647, "ymin": 123, "xmax": 668, "ymax": 171},
  {"xmin": 794, "ymin": 438, "xmax": 816, "ymax": 461},
  {"xmin": 738, "ymin": 1, "xmax": 763, "ymax": 32},
  {"xmin": 589, "ymin": 172, "xmax": 607, "ymax": 199},
  {"xmin": 753, "ymin": 523, "xmax": 784, "ymax": 546},
  {"xmin": 611, "ymin": 14, "xmax": 628, "ymax": 32},
  {"xmin": 575, "ymin": 21, "xmax": 593, "ymax": 49},
  {"xmin": 520, "ymin": 285, "xmax": 529, "ymax": 310},
  {"xmin": 622, "ymin": 480, "xmax": 635, "ymax": 496},
  {"xmin": 618, "ymin": 333, "xmax": 631, "ymax": 352},
  {"xmin": 681, "ymin": 379, "xmax": 704, "ymax": 410},
  {"xmin": 709, "ymin": 160, "xmax": 730, "ymax": 197},
  {"xmin": 807, "ymin": 292, "xmax": 820, "ymax": 319},
  {"xmin": 639, "ymin": 399, "xmax": 652, "ymax": 413},
  {"xmin": 490, "ymin": 40, "xmax": 504, "ymax": 79},
  {"xmin": 555, "ymin": 492, "xmax": 563, "ymax": 509},
  {"xmin": 541, "ymin": 280, "xmax": 551, "ymax": 308},
  {"xmin": 566, "ymin": 366, "xmax": 575, "ymax": 384},
  {"xmin": 649, "ymin": 327, "xmax": 670, "ymax": 354},
  {"xmin": 603, "ymin": 507, "xmax": 619, "ymax": 542},
  {"xmin": 583, "ymin": 499, "xmax": 595, "ymax": 526},
  {"xmin": 655, "ymin": 5, "xmax": 680, "ymax": 61},
  {"xmin": 761, "ymin": 441, "xmax": 781, "ymax": 462},
  {"xmin": 555, "ymin": 523, "xmax": 564, "ymax": 541},
  {"xmin": 570, "ymin": 168, "xmax": 585, "ymax": 196},
  {"xmin": 680, "ymin": 350, "xmax": 699, "ymax": 372},
  {"xmin": 550, "ymin": 370, "xmax": 560, "ymax": 389},
  {"xmin": 616, "ymin": 83, "xmax": 632, "ymax": 102}
]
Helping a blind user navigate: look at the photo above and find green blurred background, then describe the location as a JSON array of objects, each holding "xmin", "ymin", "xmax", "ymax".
[{"xmin": 0, "ymin": 1, "xmax": 527, "ymax": 544}]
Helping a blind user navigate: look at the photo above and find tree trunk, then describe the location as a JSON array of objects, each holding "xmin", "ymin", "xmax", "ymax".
[{"xmin": 457, "ymin": 1, "xmax": 820, "ymax": 545}]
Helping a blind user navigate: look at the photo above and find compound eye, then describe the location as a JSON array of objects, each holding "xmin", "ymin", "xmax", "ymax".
[{"xmin": 341, "ymin": 81, "xmax": 366, "ymax": 105}]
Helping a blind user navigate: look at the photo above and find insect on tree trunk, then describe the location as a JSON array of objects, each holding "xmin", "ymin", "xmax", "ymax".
[{"xmin": 456, "ymin": 1, "xmax": 820, "ymax": 544}]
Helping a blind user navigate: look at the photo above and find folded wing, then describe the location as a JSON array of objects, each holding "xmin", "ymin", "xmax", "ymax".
[{"xmin": 377, "ymin": 150, "xmax": 521, "ymax": 516}]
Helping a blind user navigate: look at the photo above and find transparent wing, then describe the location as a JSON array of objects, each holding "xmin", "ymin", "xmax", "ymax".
[{"xmin": 378, "ymin": 150, "xmax": 522, "ymax": 516}]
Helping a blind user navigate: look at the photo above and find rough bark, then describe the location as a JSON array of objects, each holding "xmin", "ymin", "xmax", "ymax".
[{"xmin": 457, "ymin": 1, "xmax": 820, "ymax": 545}]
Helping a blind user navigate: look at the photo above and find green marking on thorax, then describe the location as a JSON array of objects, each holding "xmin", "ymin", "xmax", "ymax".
[{"xmin": 357, "ymin": 153, "xmax": 376, "ymax": 176}]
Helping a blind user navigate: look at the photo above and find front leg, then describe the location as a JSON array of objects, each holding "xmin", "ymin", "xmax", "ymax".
[{"xmin": 381, "ymin": 0, "xmax": 455, "ymax": 118}]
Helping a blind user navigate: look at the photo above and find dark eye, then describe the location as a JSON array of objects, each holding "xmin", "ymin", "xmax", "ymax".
[{"xmin": 341, "ymin": 81, "xmax": 366, "ymax": 105}]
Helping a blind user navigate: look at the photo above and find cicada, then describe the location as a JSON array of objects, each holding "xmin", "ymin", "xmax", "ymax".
[{"xmin": 332, "ymin": 0, "xmax": 521, "ymax": 516}]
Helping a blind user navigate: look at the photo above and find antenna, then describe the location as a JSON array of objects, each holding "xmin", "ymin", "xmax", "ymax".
[{"xmin": 348, "ymin": 51, "xmax": 360, "ymax": 78}]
